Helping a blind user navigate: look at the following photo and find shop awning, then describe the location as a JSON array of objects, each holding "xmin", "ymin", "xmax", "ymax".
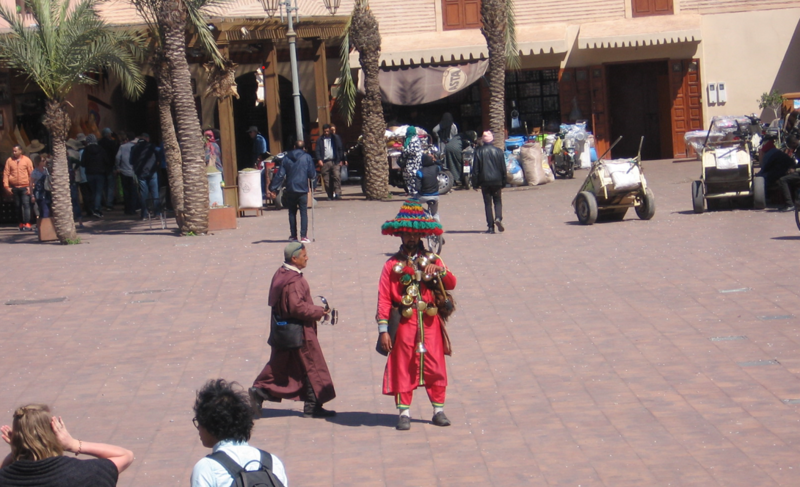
[
  {"xmin": 373, "ymin": 30, "xmax": 488, "ymax": 67},
  {"xmin": 516, "ymin": 23, "xmax": 569, "ymax": 55},
  {"xmin": 578, "ymin": 14, "xmax": 702, "ymax": 49},
  {"xmin": 358, "ymin": 60, "xmax": 489, "ymax": 106}
]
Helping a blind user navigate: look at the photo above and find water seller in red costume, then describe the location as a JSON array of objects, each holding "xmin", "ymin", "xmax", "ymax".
[{"xmin": 377, "ymin": 200, "xmax": 457, "ymax": 431}]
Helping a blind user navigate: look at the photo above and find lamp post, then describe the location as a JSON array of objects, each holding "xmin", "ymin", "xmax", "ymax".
[{"xmin": 259, "ymin": 0, "xmax": 341, "ymax": 144}]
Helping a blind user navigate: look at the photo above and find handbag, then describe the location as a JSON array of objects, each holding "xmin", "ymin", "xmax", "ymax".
[
  {"xmin": 268, "ymin": 312, "xmax": 304, "ymax": 349},
  {"xmin": 43, "ymin": 169, "xmax": 53, "ymax": 192},
  {"xmin": 340, "ymin": 164, "xmax": 349, "ymax": 183},
  {"xmin": 375, "ymin": 307, "xmax": 400, "ymax": 356}
]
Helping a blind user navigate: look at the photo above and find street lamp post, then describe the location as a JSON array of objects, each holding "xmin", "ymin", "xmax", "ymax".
[{"xmin": 259, "ymin": 0, "xmax": 341, "ymax": 144}]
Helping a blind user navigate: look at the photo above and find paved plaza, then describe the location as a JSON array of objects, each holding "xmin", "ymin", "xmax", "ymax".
[{"xmin": 2, "ymin": 158, "xmax": 800, "ymax": 486}]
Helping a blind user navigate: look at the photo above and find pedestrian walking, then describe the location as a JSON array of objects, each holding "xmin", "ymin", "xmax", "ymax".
[
  {"xmin": 269, "ymin": 140, "xmax": 316, "ymax": 243},
  {"xmin": 249, "ymin": 242, "xmax": 336, "ymax": 419},
  {"xmin": 471, "ymin": 131, "xmax": 506, "ymax": 234},
  {"xmin": 2, "ymin": 145, "xmax": 34, "ymax": 231},
  {"xmin": 376, "ymin": 200, "xmax": 457, "ymax": 430},
  {"xmin": 80, "ymin": 134, "xmax": 108, "ymax": 218},
  {"xmin": 401, "ymin": 126, "xmax": 423, "ymax": 197},
  {"xmin": 315, "ymin": 124, "xmax": 344, "ymax": 200}
]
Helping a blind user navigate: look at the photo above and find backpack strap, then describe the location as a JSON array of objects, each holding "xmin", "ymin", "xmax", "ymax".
[{"xmin": 206, "ymin": 451, "xmax": 245, "ymax": 487}]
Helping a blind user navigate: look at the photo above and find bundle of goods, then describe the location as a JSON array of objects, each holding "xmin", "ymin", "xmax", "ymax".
[
  {"xmin": 519, "ymin": 141, "xmax": 554, "ymax": 186},
  {"xmin": 599, "ymin": 159, "xmax": 641, "ymax": 192},
  {"xmin": 504, "ymin": 151, "xmax": 526, "ymax": 186}
]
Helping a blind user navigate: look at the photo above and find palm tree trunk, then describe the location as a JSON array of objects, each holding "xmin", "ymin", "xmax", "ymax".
[
  {"xmin": 481, "ymin": 0, "xmax": 507, "ymax": 149},
  {"xmin": 43, "ymin": 100, "xmax": 78, "ymax": 244},
  {"xmin": 160, "ymin": 0, "xmax": 208, "ymax": 234},
  {"xmin": 155, "ymin": 55, "xmax": 184, "ymax": 216},
  {"xmin": 351, "ymin": 2, "xmax": 387, "ymax": 200}
]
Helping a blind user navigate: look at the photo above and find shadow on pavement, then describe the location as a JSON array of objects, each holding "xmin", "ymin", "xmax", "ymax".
[
  {"xmin": 772, "ymin": 235, "xmax": 800, "ymax": 240},
  {"xmin": 253, "ymin": 240, "xmax": 292, "ymax": 244},
  {"xmin": 444, "ymin": 230, "xmax": 485, "ymax": 234},
  {"xmin": 321, "ymin": 411, "xmax": 398, "ymax": 428}
]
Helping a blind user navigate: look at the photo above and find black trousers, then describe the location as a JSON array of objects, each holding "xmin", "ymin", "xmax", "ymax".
[
  {"xmin": 778, "ymin": 172, "xmax": 800, "ymax": 206},
  {"xmin": 120, "ymin": 175, "xmax": 139, "ymax": 214},
  {"xmin": 11, "ymin": 187, "xmax": 32, "ymax": 225},
  {"xmin": 481, "ymin": 185, "xmax": 503, "ymax": 228},
  {"xmin": 285, "ymin": 191, "xmax": 309, "ymax": 239}
]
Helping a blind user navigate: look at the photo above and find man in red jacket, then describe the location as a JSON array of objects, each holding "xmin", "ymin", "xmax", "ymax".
[
  {"xmin": 377, "ymin": 200, "xmax": 457, "ymax": 430},
  {"xmin": 249, "ymin": 242, "xmax": 336, "ymax": 419},
  {"xmin": 2, "ymin": 145, "xmax": 34, "ymax": 231}
]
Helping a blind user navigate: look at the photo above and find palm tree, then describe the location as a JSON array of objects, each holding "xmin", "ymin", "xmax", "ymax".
[
  {"xmin": 336, "ymin": 0, "xmax": 388, "ymax": 200},
  {"xmin": 157, "ymin": 0, "xmax": 212, "ymax": 234},
  {"xmin": 0, "ymin": 0, "xmax": 144, "ymax": 244},
  {"xmin": 480, "ymin": 0, "xmax": 518, "ymax": 149},
  {"xmin": 130, "ymin": 0, "xmax": 226, "ymax": 223}
]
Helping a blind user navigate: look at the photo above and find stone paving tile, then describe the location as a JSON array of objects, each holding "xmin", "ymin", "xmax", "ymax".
[{"xmin": 2, "ymin": 159, "xmax": 800, "ymax": 485}]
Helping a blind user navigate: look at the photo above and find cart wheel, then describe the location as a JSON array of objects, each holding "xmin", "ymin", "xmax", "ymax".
[
  {"xmin": 273, "ymin": 187, "xmax": 285, "ymax": 210},
  {"xmin": 438, "ymin": 170, "xmax": 454, "ymax": 195},
  {"xmin": 576, "ymin": 191, "xmax": 598, "ymax": 225},
  {"xmin": 795, "ymin": 205, "xmax": 800, "ymax": 233},
  {"xmin": 753, "ymin": 176, "xmax": 766, "ymax": 209},
  {"xmin": 636, "ymin": 188, "xmax": 656, "ymax": 220},
  {"xmin": 691, "ymin": 180, "xmax": 705, "ymax": 213}
]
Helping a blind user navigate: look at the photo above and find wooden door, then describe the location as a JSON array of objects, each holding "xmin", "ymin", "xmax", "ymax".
[
  {"xmin": 669, "ymin": 59, "xmax": 703, "ymax": 158},
  {"xmin": 590, "ymin": 65, "xmax": 611, "ymax": 157}
]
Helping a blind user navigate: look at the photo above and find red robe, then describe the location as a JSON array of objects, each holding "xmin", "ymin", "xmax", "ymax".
[
  {"xmin": 253, "ymin": 265, "xmax": 336, "ymax": 404},
  {"xmin": 377, "ymin": 251, "xmax": 457, "ymax": 395}
]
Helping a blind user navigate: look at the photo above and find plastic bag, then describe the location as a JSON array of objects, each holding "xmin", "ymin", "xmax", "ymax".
[
  {"xmin": 505, "ymin": 151, "xmax": 525, "ymax": 186},
  {"xmin": 340, "ymin": 165, "xmax": 349, "ymax": 182}
]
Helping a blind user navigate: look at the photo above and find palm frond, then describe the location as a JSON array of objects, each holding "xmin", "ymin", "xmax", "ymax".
[
  {"xmin": 504, "ymin": 0, "xmax": 520, "ymax": 71},
  {"xmin": 185, "ymin": 0, "xmax": 224, "ymax": 67},
  {"xmin": 335, "ymin": 13, "xmax": 357, "ymax": 126},
  {"xmin": 0, "ymin": 0, "xmax": 144, "ymax": 101}
]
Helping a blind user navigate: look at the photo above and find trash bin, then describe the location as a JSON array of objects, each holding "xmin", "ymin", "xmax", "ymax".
[
  {"xmin": 238, "ymin": 169, "xmax": 262, "ymax": 208},
  {"xmin": 208, "ymin": 171, "xmax": 224, "ymax": 207}
]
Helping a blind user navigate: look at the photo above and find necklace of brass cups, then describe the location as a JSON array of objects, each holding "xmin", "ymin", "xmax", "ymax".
[{"xmin": 392, "ymin": 252, "xmax": 439, "ymax": 319}]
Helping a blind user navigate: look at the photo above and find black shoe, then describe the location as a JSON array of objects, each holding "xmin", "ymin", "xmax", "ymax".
[
  {"xmin": 304, "ymin": 406, "xmax": 336, "ymax": 418},
  {"xmin": 92, "ymin": 210, "xmax": 103, "ymax": 218},
  {"xmin": 334, "ymin": 195, "xmax": 343, "ymax": 200},
  {"xmin": 396, "ymin": 415, "xmax": 411, "ymax": 430},
  {"xmin": 779, "ymin": 205, "xmax": 796, "ymax": 212},
  {"xmin": 432, "ymin": 411, "xmax": 451, "ymax": 427},
  {"xmin": 494, "ymin": 219, "xmax": 505, "ymax": 232},
  {"xmin": 484, "ymin": 228, "xmax": 495, "ymax": 234},
  {"xmin": 248, "ymin": 387, "xmax": 264, "ymax": 419}
]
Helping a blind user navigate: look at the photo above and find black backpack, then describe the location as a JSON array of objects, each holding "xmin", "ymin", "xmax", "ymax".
[{"xmin": 206, "ymin": 449, "xmax": 285, "ymax": 487}]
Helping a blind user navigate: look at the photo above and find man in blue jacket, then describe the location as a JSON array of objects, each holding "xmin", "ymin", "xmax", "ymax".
[{"xmin": 270, "ymin": 140, "xmax": 317, "ymax": 243}]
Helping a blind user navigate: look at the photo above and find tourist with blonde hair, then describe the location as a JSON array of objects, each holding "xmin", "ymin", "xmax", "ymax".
[{"xmin": 0, "ymin": 404, "xmax": 133, "ymax": 486}]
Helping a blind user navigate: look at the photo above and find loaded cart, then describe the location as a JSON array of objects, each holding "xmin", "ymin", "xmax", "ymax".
[
  {"xmin": 690, "ymin": 122, "xmax": 765, "ymax": 213},
  {"xmin": 572, "ymin": 136, "xmax": 655, "ymax": 225}
]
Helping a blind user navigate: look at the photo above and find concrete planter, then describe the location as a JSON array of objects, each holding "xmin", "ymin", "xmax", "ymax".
[{"xmin": 207, "ymin": 207, "xmax": 237, "ymax": 231}]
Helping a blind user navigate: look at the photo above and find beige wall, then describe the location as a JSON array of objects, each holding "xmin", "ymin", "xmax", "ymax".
[{"xmin": 700, "ymin": 8, "xmax": 800, "ymax": 123}]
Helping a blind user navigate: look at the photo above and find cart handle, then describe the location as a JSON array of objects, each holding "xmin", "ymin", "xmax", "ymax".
[{"xmin": 593, "ymin": 136, "xmax": 623, "ymax": 167}]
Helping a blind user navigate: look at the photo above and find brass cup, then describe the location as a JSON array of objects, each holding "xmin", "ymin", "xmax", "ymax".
[
  {"xmin": 392, "ymin": 262, "xmax": 404, "ymax": 274},
  {"xmin": 407, "ymin": 285, "xmax": 419, "ymax": 297},
  {"xmin": 401, "ymin": 294, "xmax": 413, "ymax": 306},
  {"xmin": 416, "ymin": 256, "xmax": 429, "ymax": 268},
  {"xmin": 425, "ymin": 306, "xmax": 438, "ymax": 316},
  {"xmin": 423, "ymin": 273, "xmax": 433, "ymax": 281},
  {"xmin": 417, "ymin": 300, "xmax": 427, "ymax": 311},
  {"xmin": 402, "ymin": 307, "xmax": 414, "ymax": 318}
]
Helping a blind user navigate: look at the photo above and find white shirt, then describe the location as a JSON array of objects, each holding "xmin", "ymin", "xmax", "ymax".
[{"xmin": 191, "ymin": 440, "xmax": 288, "ymax": 487}]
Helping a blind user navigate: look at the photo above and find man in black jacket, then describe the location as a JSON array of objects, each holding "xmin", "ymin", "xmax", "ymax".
[
  {"xmin": 471, "ymin": 131, "xmax": 507, "ymax": 234},
  {"xmin": 270, "ymin": 141, "xmax": 317, "ymax": 242},
  {"xmin": 315, "ymin": 124, "xmax": 344, "ymax": 200},
  {"xmin": 80, "ymin": 134, "xmax": 109, "ymax": 218}
]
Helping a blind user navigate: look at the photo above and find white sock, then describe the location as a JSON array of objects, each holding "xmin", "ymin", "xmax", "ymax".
[
  {"xmin": 433, "ymin": 406, "xmax": 443, "ymax": 415},
  {"xmin": 399, "ymin": 409, "xmax": 410, "ymax": 418}
]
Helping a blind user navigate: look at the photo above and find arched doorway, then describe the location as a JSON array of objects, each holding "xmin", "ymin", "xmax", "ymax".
[{"xmin": 226, "ymin": 71, "xmax": 310, "ymax": 170}]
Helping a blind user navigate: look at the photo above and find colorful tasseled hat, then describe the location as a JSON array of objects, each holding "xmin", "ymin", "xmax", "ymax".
[{"xmin": 381, "ymin": 199, "xmax": 443, "ymax": 236}]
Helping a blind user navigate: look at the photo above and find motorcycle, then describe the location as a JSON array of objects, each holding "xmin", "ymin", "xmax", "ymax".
[{"xmin": 552, "ymin": 130, "xmax": 578, "ymax": 179}]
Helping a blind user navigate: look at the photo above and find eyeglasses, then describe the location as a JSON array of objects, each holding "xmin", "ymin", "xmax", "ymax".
[{"xmin": 192, "ymin": 417, "xmax": 199, "ymax": 429}]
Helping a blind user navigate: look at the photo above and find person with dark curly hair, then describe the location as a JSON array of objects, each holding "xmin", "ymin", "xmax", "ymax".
[{"xmin": 191, "ymin": 379, "xmax": 288, "ymax": 487}]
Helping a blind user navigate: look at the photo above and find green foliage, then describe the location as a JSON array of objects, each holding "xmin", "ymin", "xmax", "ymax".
[
  {"xmin": 504, "ymin": 0, "xmax": 520, "ymax": 71},
  {"xmin": 0, "ymin": 0, "xmax": 145, "ymax": 101},
  {"xmin": 130, "ymin": 0, "xmax": 226, "ymax": 68},
  {"xmin": 335, "ymin": 9, "xmax": 357, "ymax": 125},
  {"xmin": 758, "ymin": 90, "xmax": 784, "ymax": 117},
  {"xmin": 65, "ymin": 237, "xmax": 82, "ymax": 245}
]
